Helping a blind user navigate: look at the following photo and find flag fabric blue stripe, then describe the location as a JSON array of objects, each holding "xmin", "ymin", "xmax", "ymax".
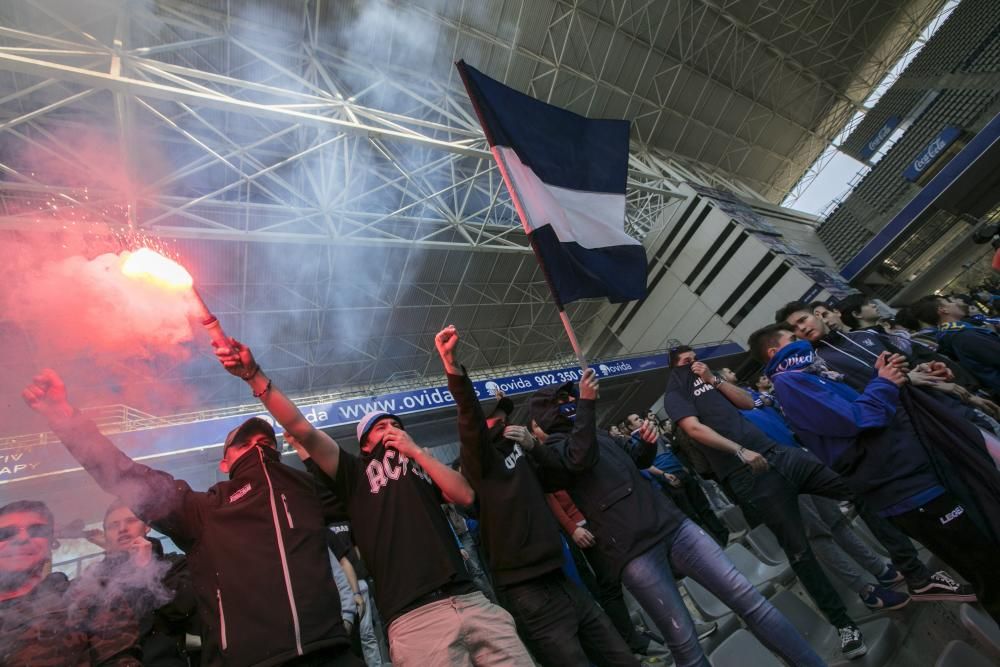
[
  {"xmin": 458, "ymin": 61, "xmax": 629, "ymax": 195},
  {"xmin": 531, "ymin": 225, "xmax": 648, "ymax": 304}
]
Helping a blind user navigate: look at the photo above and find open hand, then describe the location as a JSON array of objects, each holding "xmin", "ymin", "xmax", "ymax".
[
  {"xmin": 22, "ymin": 369, "xmax": 73, "ymax": 420},
  {"xmin": 738, "ymin": 448, "xmax": 769, "ymax": 474},
  {"xmin": 572, "ymin": 526, "xmax": 596, "ymax": 548},
  {"xmin": 579, "ymin": 368, "xmax": 599, "ymax": 400}
]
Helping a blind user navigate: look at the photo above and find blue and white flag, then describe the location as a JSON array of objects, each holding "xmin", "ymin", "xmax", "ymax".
[{"xmin": 457, "ymin": 60, "xmax": 647, "ymax": 306}]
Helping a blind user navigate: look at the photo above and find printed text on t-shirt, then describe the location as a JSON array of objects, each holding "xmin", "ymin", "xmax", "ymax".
[{"xmin": 366, "ymin": 449, "xmax": 433, "ymax": 494}]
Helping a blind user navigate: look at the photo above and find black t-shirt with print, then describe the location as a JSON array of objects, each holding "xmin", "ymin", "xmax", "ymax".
[
  {"xmin": 328, "ymin": 443, "xmax": 471, "ymax": 625},
  {"xmin": 663, "ymin": 366, "xmax": 775, "ymax": 480}
]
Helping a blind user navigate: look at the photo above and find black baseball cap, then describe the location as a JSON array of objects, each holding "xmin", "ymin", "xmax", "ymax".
[{"xmin": 223, "ymin": 417, "xmax": 277, "ymax": 452}]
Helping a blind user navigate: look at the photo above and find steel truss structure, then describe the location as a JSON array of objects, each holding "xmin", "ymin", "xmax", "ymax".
[{"xmin": 0, "ymin": 0, "xmax": 939, "ymax": 413}]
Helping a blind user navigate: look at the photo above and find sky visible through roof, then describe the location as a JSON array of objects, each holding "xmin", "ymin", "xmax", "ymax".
[{"xmin": 782, "ymin": 0, "xmax": 962, "ymax": 217}]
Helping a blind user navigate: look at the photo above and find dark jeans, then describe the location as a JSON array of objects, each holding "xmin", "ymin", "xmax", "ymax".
[
  {"xmin": 668, "ymin": 472, "xmax": 729, "ymax": 546},
  {"xmin": 621, "ymin": 520, "xmax": 824, "ymax": 667},
  {"xmin": 856, "ymin": 501, "xmax": 932, "ymax": 585},
  {"xmin": 499, "ymin": 571, "xmax": 638, "ymax": 667},
  {"xmin": 727, "ymin": 447, "xmax": 855, "ymax": 628},
  {"xmin": 582, "ymin": 547, "xmax": 647, "ymax": 651},
  {"xmin": 282, "ymin": 645, "xmax": 363, "ymax": 666},
  {"xmin": 890, "ymin": 492, "xmax": 1000, "ymax": 622}
]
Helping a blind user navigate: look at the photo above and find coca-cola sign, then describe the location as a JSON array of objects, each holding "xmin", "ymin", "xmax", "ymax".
[
  {"xmin": 859, "ymin": 115, "xmax": 900, "ymax": 160},
  {"xmin": 904, "ymin": 126, "xmax": 962, "ymax": 182}
]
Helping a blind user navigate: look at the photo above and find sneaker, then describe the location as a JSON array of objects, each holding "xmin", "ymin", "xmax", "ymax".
[
  {"xmin": 860, "ymin": 584, "xmax": 911, "ymax": 610},
  {"xmin": 695, "ymin": 621, "xmax": 718, "ymax": 640},
  {"xmin": 909, "ymin": 570, "xmax": 977, "ymax": 602},
  {"xmin": 838, "ymin": 625, "xmax": 868, "ymax": 659},
  {"xmin": 876, "ymin": 564, "xmax": 905, "ymax": 586}
]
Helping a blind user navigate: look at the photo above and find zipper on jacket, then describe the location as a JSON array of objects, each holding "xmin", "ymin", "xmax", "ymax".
[
  {"xmin": 217, "ymin": 588, "xmax": 228, "ymax": 651},
  {"xmin": 281, "ymin": 493, "xmax": 295, "ymax": 528},
  {"xmin": 258, "ymin": 447, "xmax": 304, "ymax": 655}
]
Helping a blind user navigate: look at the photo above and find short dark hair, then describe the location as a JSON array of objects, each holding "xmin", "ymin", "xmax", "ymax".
[
  {"xmin": 808, "ymin": 300, "xmax": 829, "ymax": 311},
  {"xmin": 833, "ymin": 294, "xmax": 867, "ymax": 329},
  {"xmin": 748, "ymin": 323, "xmax": 792, "ymax": 364},
  {"xmin": 911, "ymin": 295, "xmax": 945, "ymax": 327},
  {"xmin": 892, "ymin": 305, "xmax": 921, "ymax": 331},
  {"xmin": 775, "ymin": 301, "xmax": 810, "ymax": 323},
  {"xmin": 0, "ymin": 500, "xmax": 54, "ymax": 528},
  {"xmin": 668, "ymin": 345, "xmax": 693, "ymax": 367}
]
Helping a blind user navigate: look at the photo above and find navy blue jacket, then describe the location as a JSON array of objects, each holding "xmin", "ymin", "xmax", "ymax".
[
  {"xmin": 937, "ymin": 324, "xmax": 1000, "ymax": 396},
  {"xmin": 767, "ymin": 360, "xmax": 940, "ymax": 513}
]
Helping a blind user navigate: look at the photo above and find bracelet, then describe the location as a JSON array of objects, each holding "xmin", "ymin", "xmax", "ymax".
[
  {"xmin": 736, "ymin": 447, "xmax": 747, "ymax": 463},
  {"xmin": 241, "ymin": 363, "xmax": 260, "ymax": 381},
  {"xmin": 711, "ymin": 377, "xmax": 724, "ymax": 387},
  {"xmin": 252, "ymin": 377, "xmax": 272, "ymax": 398}
]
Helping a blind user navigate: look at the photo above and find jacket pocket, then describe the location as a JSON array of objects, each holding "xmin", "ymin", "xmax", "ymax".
[
  {"xmin": 281, "ymin": 493, "xmax": 295, "ymax": 528},
  {"xmin": 217, "ymin": 588, "xmax": 228, "ymax": 651},
  {"xmin": 596, "ymin": 482, "xmax": 633, "ymax": 511}
]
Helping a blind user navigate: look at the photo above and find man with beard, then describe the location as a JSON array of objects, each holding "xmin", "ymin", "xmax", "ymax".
[
  {"xmin": 214, "ymin": 338, "xmax": 532, "ymax": 667},
  {"xmin": 0, "ymin": 500, "xmax": 141, "ymax": 665},
  {"xmin": 436, "ymin": 325, "xmax": 637, "ymax": 666}
]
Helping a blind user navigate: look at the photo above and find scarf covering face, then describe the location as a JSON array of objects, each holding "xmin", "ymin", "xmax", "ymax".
[{"xmin": 764, "ymin": 339, "xmax": 844, "ymax": 381}]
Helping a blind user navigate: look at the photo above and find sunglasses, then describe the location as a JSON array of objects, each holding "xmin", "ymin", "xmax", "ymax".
[{"xmin": 0, "ymin": 524, "xmax": 54, "ymax": 542}]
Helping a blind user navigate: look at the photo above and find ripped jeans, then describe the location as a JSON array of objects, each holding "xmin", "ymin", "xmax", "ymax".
[{"xmin": 621, "ymin": 519, "xmax": 824, "ymax": 667}]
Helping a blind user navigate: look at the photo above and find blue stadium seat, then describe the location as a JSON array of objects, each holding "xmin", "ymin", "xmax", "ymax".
[
  {"xmin": 934, "ymin": 640, "xmax": 995, "ymax": 667},
  {"xmin": 743, "ymin": 524, "xmax": 786, "ymax": 566}
]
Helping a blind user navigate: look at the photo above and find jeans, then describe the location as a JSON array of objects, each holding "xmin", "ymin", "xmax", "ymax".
[
  {"xmin": 356, "ymin": 581, "xmax": 385, "ymax": 666},
  {"xmin": 727, "ymin": 446, "xmax": 856, "ymax": 628},
  {"xmin": 387, "ymin": 592, "xmax": 533, "ymax": 667},
  {"xmin": 890, "ymin": 492, "xmax": 1000, "ymax": 623},
  {"xmin": 581, "ymin": 545, "xmax": 647, "ymax": 651},
  {"xmin": 499, "ymin": 571, "xmax": 638, "ymax": 666},
  {"xmin": 621, "ymin": 520, "xmax": 824, "ymax": 667},
  {"xmin": 800, "ymin": 496, "xmax": 885, "ymax": 593}
]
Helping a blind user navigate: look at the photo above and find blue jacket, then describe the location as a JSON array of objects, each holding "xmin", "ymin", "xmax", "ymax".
[{"xmin": 765, "ymin": 342, "xmax": 941, "ymax": 514}]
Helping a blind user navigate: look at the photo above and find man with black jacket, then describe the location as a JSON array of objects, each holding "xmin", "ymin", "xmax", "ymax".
[
  {"xmin": 213, "ymin": 338, "xmax": 532, "ymax": 667},
  {"xmin": 435, "ymin": 325, "xmax": 637, "ymax": 666},
  {"xmin": 22, "ymin": 370, "xmax": 359, "ymax": 667},
  {"xmin": 914, "ymin": 294, "xmax": 1000, "ymax": 397},
  {"xmin": 528, "ymin": 372, "xmax": 824, "ymax": 667}
]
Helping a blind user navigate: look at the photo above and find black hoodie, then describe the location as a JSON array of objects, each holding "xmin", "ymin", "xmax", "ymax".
[
  {"xmin": 529, "ymin": 383, "xmax": 685, "ymax": 576},
  {"xmin": 448, "ymin": 370, "xmax": 567, "ymax": 587}
]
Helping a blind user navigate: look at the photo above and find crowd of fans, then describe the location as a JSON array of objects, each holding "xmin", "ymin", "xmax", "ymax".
[{"xmin": 2, "ymin": 287, "xmax": 999, "ymax": 666}]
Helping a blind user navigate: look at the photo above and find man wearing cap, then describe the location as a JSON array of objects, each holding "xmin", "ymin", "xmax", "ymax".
[
  {"xmin": 22, "ymin": 369, "xmax": 359, "ymax": 667},
  {"xmin": 213, "ymin": 338, "xmax": 533, "ymax": 667},
  {"xmin": 435, "ymin": 325, "xmax": 638, "ymax": 666}
]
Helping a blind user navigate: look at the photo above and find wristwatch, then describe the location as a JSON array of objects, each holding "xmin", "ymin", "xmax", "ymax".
[{"xmin": 711, "ymin": 376, "xmax": 724, "ymax": 387}]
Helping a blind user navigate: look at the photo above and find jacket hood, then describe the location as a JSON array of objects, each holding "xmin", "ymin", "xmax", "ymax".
[{"xmin": 528, "ymin": 381, "xmax": 576, "ymax": 434}]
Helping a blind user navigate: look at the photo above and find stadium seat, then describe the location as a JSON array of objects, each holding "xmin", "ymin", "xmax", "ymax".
[
  {"xmin": 724, "ymin": 543, "xmax": 795, "ymax": 587},
  {"xmin": 934, "ymin": 640, "xmax": 995, "ymax": 667},
  {"xmin": 743, "ymin": 525, "xmax": 786, "ymax": 566},
  {"xmin": 682, "ymin": 577, "xmax": 776, "ymax": 620},
  {"xmin": 770, "ymin": 590, "xmax": 901, "ymax": 667},
  {"xmin": 718, "ymin": 505, "xmax": 750, "ymax": 538},
  {"xmin": 708, "ymin": 629, "xmax": 783, "ymax": 667},
  {"xmin": 959, "ymin": 603, "xmax": 1000, "ymax": 657}
]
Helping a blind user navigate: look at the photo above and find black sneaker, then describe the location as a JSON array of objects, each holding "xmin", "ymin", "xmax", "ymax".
[
  {"xmin": 838, "ymin": 625, "xmax": 868, "ymax": 659},
  {"xmin": 908, "ymin": 570, "xmax": 978, "ymax": 602}
]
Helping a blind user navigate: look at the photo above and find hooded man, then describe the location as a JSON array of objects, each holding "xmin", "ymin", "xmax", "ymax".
[
  {"xmin": 212, "ymin": 338, "xmax": 532, "ymax": 667},
  {"xmin": 22, "ymin": 370, "xmax": 358, "ymax": 667},
  {"xmin": 750, "ymin": 323, "xmax": 998, "ymax": 622},
  {"xmin": 435, "ymin": 325, "xmax": 637, "ymax": 666},
  {"xmin": 527, "ymin": 368, "xmax": 824, "ymax": 667}
]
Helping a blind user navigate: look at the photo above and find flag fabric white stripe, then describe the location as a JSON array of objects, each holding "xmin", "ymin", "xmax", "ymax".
[{"xmin": 494, "ymin": 146, "xmax": 639, "ymax": 250}]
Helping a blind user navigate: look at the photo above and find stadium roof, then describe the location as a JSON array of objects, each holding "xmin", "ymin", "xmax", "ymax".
[{"xmin": 0, "ymin": 0, "xmax": 948, "ymax": 426}]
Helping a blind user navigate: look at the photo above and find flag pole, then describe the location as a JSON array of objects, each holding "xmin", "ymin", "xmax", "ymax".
[{"xmin": 558, "ymin": 309, "xmax": 589, "ymax": 371}]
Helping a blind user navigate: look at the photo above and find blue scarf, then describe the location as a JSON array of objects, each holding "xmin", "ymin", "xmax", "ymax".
[{"xmin": 764, "ymin": 339, "xmax": 843, "ymax": 382}]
